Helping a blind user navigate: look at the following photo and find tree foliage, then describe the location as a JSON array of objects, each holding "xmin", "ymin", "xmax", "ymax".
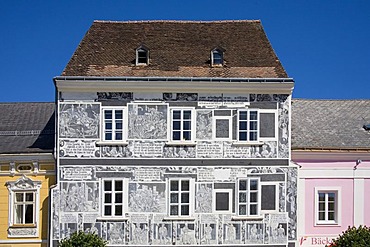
[
  {"xmin": 328, "ymin": 225, "xmax": 370, "ymax": 247},
  {"xmin": 59, "ymin": 231, "xmax": 107, "ymax": 247}
]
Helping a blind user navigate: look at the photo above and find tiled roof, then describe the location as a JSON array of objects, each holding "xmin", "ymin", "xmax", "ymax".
[
  {"xmin": 292, "ymin": 99, "xmax": 370, "ymax": 150},
  {"xmin": 62, "ymin": 20, "xmax": 288, "ymax": 78},
  {"xmin": 0, "ymin": 102, "xmax": 55, "ymax": 154}
]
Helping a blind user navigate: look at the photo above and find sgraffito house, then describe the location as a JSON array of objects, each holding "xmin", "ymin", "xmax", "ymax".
[{"xmin": 50, "ymin": 20, "xmax": 297, "ymax": 246}]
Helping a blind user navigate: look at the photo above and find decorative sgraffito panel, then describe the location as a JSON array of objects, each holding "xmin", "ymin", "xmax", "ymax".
[
  {"xmin": 59, "ymin": 103, "xmax": 100, "ymax": 139},
  {"xmin": 128, "ymin": 104, "xmax": 168, "ymax": 139},
  {"xmin": 50, "ymin": 165, "xmax": 297, "ymax": 246}
]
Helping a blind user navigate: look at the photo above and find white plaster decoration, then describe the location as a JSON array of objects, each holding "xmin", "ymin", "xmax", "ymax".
[
  {"xmin": 9, "ymin": 161, "xmax": 15, "ymax": 176},
  {"xmin": 8, "ymin": 227, "xmax": 38, "ymax": 237},
  {"xmin": 353, "ymin": 178, "xmax": 365, "ymax": 226},
  {"xmin": 33, "ymin": 161, "xmax": 39, "ymax": 175},
  {"xmin": 6, "ymin": 174, "xmax": 42, "ymax": 191}
]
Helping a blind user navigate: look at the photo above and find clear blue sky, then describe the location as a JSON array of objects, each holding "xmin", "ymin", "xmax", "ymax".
[{"xmin": 1, "ymin": 0, "xmax": 369, "ymax": 102}]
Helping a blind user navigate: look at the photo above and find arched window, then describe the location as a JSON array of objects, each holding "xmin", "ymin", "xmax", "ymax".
[
  {"xmin": 211, "ymin": 48, "xmax": 224, "ymax": 66},
  {"xmin": 136, "ymin": 46, "xmax": 149, "ymax": 65}
]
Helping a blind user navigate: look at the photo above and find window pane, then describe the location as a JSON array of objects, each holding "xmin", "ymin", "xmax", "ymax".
[
  {"xmin": 239, "ymin": 192, "xmax": 247, "ymax": 203},
  {"xmin": 104, "ymin": 194, "xmax": 112, "ymax": 203},
  {"xmin": 183, "ymin": 121, "xmax": 191, "ymax": 130},
  {"xmin": 105, "ymin": 110, "xmax": 112, "ymax": 119},
  {"xmin": 170, "ymin": 181, "xmax": 178, "ymax": 191},
  {"xmin": 250, "ymin": 111, "xmax": 258, "ymax": 120},
  {"xmin": 173, "ymin": 121, "xmax": 181, "ymax": 130},
  {"xmin": 115, "ymin": 132, "xmax": 123, "ymax": 140},
  {"xmin": 183, "ymin": 111, "xmax": 191, "ymax": 119},
  {"xmin": 181, "ymin": 193, "xmax": 189, "ymax": 203},
  {"xmin": 170, "ymin": 193, "xmax": 178, "ymax": 203},
  {"xmin": 115, "ymin": 110, "xmax": 123, "ymax": 119},
  {"xmin": 181, "ymin": 181, "xmax": 190, "ymax": 191},
  {"xmin": 170, "ymin": 205, "xmax": 178, "ymax": 216},
  {"xmin": 104, "ymin": 205, "xmax": 112, "ymax": 216},
  {"xmin": 250, "ymin": 192, "xmax": 257, "ymax": 203},
  {"xmin": 239, "ymin": 205, "xmax": 246, "ymax": 215},
  {"xmin": 115, "ymin": 181, "xmax": 123, "ymax": 191},
  {"xmin": 319, "ymin": 202, "xmax": 325, "ymax": 211},
  {"xmin": 250, "ymin": 180, "xmax": 258, "ymax": 190},
  {"xmin": 15, "ymin": 205, "xmax": 23, "ymax": 224},
  {"xmin": 239, "ymin": 132, "xmax": 247, "ymax": 141},
  {"xmin": 328, "ymin": 212, "xmax": 335, "ymax": 220},
  {"xmin": 318, "ymin": 193, "xmax": 325, "ymax": 201},
  {"xmin": 328, "ymin": 193, "xmax": 335, "ymax": 201},
  {"xmin": 250, "ymin": 205, "xmax": 257, "ymax": 215},
  {"xmin": 172, "ymin": 131, "xmax": 180, "ymax": 140},
  {"xmin": 239, "ymin": 180, "xmax": 247, "ymax": 190},
  {"xmin": 173, "ymin": 111, "xmax": 181, "ymax": 119},
  {"xmin": 116, "ymin": 122, "xmax": 122, "ymax": 130},
  {"xmin": 181, "ymin": 205, "xmax": 189, "ymax": 215},
  {"xmin": 250, "ymin": 121, "xmax": 257, "ymax": 130},
  {"xmin": 25, "ymin": 193, "xmax": 34, "ymax": 202},
  {"xmin": 115, "ymin": 205, "xmax": 122, "ymax": 216},
  {"xmin": 328, "ymin": 202, "xmax": 335, "ymax": 211},
  {"xmin": 239, "ymin": 122, "xmax": 247, "ymax": 130},
  {"xmin": 250, "ymin": 132, "xmax": 258, "ymax": 141},
  {"xmin": 105, "ymin": 122, "xmax": 112, "ymax": 130},
  {"xmin": 104, "ymin": 181, "xmax": 112, "ymax": 191},
  {"xmin": 105, "ymin": 132, "xmax": 112, "ymax": 140},
  {"xmin": 16, "ymin": 193, "xmax": 24, "ymax": 202},
  {"xmin": 183, "ymin": 131, "xmax": 191, "ymax": 141},
  {"xmin": 25, "ymin": 205, "xmax": 34, "ymax": 223},
  {"xmin": 318, "ymin": 212, "xmax": 325, "ymax": 220},
  {"xmin": 239, "ymin": 111, "xmax": 247, "ymax": 120},
  {"xmin": 115, "ymin": 193, "xmax": 122, "ymax": 203}
]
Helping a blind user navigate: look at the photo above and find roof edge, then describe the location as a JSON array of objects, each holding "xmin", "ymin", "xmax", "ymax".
[{"xmin": 93, "ymin": 20, "xmax": 261, "ymax": 24}]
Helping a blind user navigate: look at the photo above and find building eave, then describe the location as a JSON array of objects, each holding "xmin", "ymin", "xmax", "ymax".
[
  {"xmin": 292, "ymin": 149, "xmax": 370, "ymax": 162},
  {"xmin": 54, "ymin": 76, "xmax": 294, "ymax": 95}
]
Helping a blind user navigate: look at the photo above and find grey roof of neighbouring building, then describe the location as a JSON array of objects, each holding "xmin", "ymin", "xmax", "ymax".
[
  {"xmin": 62, "ymin": 20, "xmax": 288, "ymax": 78},
  {"xmin": 292, "ymin": 99, "xmax": 370, "ymax": 150},
  {"xmin": 0, "ymin": 102, "xmax": 55, "ymax": 154}
]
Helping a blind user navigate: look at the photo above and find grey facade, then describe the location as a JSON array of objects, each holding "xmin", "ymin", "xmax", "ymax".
[{"xmin": 50, "ymin": 20, "xmax": 296, "ymax": 246}]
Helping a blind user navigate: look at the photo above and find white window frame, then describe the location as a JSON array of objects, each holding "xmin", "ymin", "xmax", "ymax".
[
  {"xmin": 169, "ymin": 108, "xmax": 195, "ymax": 144},
  {"xmin": 101, "ymin": 107, "xmax": 127, "ymax": 143},
  {"xmin": 168, "ymin": 178, "xmax": 195, "ymax": 218},
  {"xmin": 237, "ymin": 178, "xmax": 260, "ymax": 217},
  {"xmin": 315, "ymin": 187, "xmax": 341, "ymax": 225},
  {"xmin": 237, "ymin": 109, "xmax": 259, "ymax": 143},
  {"xmin": 136, "ymin": 47, "xmax": 149, "ymax": 65},
  {"xmin": 258, "ymin": 109, "xmax": 278, "ymax": 141},
  {"xmin": 211, "ymin": 48, "xmax": 224, "ymax": 66},
  {"xmin": 213, "ymin": 189, "xmax": 233, "ymax": 214},
  {"xmin": 213, "ymin": 115, "xmax": 232, "ymax": 141},
  {"xmin": 260, "ymin": 182, "xmax": 279, "ymax": 213},
  {"xmin": 6, "ymin": 175, "xmax": 41, "ymax": 237},
  {"xmin": 101, "ymin": 178, "xmax": 127, "ymax": 219}
]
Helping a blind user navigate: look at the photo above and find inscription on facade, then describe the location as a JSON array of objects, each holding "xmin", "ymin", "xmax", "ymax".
[{"xmin": 196, "ymin": 142, "xmax": 223, "ymax": 158}]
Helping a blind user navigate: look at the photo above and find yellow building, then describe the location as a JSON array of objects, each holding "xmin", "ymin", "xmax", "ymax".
[{"xmin": 0, "ymin": 103, "xmax": 55, "ymax": 247}]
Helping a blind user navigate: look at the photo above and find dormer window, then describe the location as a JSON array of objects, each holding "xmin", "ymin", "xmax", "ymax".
[
  {"xmin": 136, "ymin": 46, "xmax": 149, "ymax": 65},
  {"xmin": 211, "ymin": 48, "xmax": 224, "ymax": 66}
]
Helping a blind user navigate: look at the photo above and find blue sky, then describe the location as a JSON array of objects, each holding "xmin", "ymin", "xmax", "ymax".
[{"xmin": 1, "ymin": 0, "xmax": 369, "ymax": 102}]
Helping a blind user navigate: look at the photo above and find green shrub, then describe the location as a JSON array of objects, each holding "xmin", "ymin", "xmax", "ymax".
[
  {"xmin": 328, "ymin": 225, "xmax": 370, "ymax": 247},
  {"xmin": 59, "ymin": 231, "xmax": 107, "ymax": 247}
]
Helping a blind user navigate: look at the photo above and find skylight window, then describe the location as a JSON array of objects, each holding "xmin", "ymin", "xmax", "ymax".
[{"xmin": 136, "ymin": 46, "xmax": 149, "ymax": 65}]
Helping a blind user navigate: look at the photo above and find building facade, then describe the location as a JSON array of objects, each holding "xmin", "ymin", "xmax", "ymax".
[
  {"xmin": 0, "ymin": 103, "xmax": 55, "ymax": 247},
  {"xmin": 292, "ymin": 99, "xmax": 370, "ymax": 247},
  {"xmin": 50, "ymin": 20, "xmax": 297, "ymax": 246}
]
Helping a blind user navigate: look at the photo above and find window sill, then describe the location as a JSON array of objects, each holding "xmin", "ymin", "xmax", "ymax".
[
  {"xmin": 96, "ymin": 141, "xmax": 128, "ymax": 146},
  {"xmin": 231, "ymin": 215, "xmax": 263, "ymax": 221},
  {"xmin": 315, "ymin": 222, "xmax": 340, "ymax": 226},
  {"xmin": 165, "ymin": 141, "xmax": 196, "ymax": 147},
  {"xmin": 10, "ymin": 224, "xmax": 37, "ymax": 228},
  {"xmin": 163, "ymin": 217, "xmax": 196, "ymax": 221},
  {"xmin": 232, "ymin": 141, "xmax": 264, "ymax": 146},
  {"xmin": 96, "ymin": 217, "xmax": 129, "ymax": 221}
]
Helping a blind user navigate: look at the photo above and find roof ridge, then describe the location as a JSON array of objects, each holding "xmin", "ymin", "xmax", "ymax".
[{"xmin": 93, "ymin": 20, "xmax": 261, "ymax": 24}]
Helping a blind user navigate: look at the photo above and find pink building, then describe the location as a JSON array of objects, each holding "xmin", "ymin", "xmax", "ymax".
[{"xmin": 292, "ymin": 99, "xmax": 370, "ymax": 247}]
